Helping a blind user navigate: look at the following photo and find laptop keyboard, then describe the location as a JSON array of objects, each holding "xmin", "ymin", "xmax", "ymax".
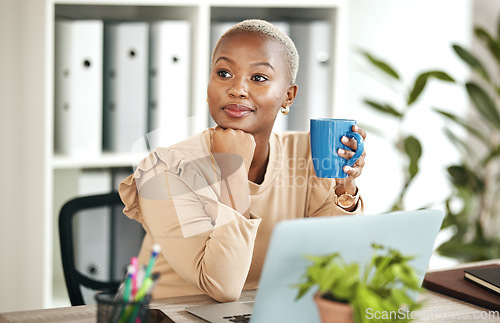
[{"xmin": 223, "ymin": 314, "xmax": 251, "ymax": 322}]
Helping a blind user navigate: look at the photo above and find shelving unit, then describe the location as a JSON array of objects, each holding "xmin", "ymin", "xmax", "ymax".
[{"xmin": 0, "ymin": 0, "xmax": 347, "ymax": 311}]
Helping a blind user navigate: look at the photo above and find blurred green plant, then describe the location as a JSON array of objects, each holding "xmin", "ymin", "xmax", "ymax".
[
  {"xmin": 293, "ymin": 243, "xmax": 422, "ymax": 323},
  {"xmin": 360, "ymin": 51, "xmax": 455, "ymax": 211},
  {"xmin": 432, "ymin": 20, "xmax": 500, "ymax": 262}
]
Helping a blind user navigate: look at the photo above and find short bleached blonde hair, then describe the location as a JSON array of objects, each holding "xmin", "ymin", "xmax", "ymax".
[{"xmin": 211, "ymin": 19, "xmax": 299, "ymax": 84}]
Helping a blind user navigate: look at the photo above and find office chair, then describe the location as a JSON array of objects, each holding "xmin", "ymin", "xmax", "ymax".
[{"xmin": 59, "ymin": 191, "xmax": 145, "ymax": 306}]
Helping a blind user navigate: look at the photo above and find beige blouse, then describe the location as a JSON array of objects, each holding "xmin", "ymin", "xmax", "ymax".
[{"xmin": 119, "ymin": 130, "xmax": 363, "ymax": 302}]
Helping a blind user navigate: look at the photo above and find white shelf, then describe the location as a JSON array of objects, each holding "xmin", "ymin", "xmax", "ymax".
[{"xmin": 0, "ymin": 0, "xmax": 347, "ymax": 312}]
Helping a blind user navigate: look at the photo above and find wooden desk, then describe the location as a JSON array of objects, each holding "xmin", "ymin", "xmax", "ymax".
[{"xmin": 1, "ymin": 289, "xmax": 498, "ymax": 323}]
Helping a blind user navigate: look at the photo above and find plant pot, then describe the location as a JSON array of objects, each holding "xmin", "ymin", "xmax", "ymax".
[{"xmin": 314, "ymin": 293, "xmax": 354, "ymax": 323}]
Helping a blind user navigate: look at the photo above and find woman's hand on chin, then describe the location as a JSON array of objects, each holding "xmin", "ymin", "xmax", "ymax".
[{"xmin": 210, "ymin": 126, "xmax": 256, "ymax": 174}]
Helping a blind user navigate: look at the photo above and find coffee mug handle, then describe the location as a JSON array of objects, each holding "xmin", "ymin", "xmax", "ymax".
[{"xmin": 345, "ymin": 131, "xmax": 364, "ymax": 167}]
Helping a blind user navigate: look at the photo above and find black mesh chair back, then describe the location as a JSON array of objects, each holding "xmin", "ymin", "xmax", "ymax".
[{"xmin": 59, "ymin": 191, "xmax": 145, "ymax": 306}]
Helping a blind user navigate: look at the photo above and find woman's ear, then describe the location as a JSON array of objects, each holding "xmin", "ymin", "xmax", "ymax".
[{"xmin": 285, "ymin": 84, "xmax": 298, "ymax": 107}]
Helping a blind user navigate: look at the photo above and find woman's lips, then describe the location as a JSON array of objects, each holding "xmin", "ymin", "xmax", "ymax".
[{"xmin": 222, "ymin": 104, "xmax": 254, "ymax": 118}]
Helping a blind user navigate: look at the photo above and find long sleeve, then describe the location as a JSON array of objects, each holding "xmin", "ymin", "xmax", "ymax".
[
  {"xmin": 139, "ymin": 172, "xmax": 260, "ymax": 302},
  {"xmin": 119, "ymin": 137, "xmax": 261, "ymax": 302}
]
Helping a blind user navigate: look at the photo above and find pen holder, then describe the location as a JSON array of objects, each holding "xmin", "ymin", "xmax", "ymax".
[{"xmin": 95, "ymin": 290, "xmax": 151, "ymax": 323}]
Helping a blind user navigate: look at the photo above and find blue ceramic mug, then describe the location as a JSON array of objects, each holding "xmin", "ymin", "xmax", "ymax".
[{"xmin": 310, "ymin": 118, "xmax": 364, "ymax": 178}]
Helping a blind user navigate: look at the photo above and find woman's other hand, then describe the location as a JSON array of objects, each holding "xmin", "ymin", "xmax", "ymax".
[
  {"xmin": 335, "ymin": 124, "xmax": 367, "ymax": 195},
  {"xmin": 338, "ymin": 124, "xmax": 366, "ymax": 179}
]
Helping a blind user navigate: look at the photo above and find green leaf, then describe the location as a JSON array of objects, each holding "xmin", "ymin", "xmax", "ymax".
[
  {"xmin": 360, "ymin": 51, "xmax": 400, "ymax": 80},
  {"xmin": 404, "ymin": 136, "xmax": 422, "ymax": 179},
  {"xmin": 363, "ymin": 99, "xmax": 403, "ymax": 118},
  {"xmin": 482, "ymin": 143, "xmax": 500, "ymax": 165},
  {"xmin": 407, "ymin": 71, "xmax": 455, "ymax": 106},
  {"xmin": 447, "ymin": 165, "xmax": 483, "ymax": 192},
  {"xmin": 447, "ymin": 165, "xmax": 470, "ymax": 188},
  {"xmin": 433, "ymin": 108, "xmax": 490, "ymax": 145},
  {"xmin": 452, "ymin": 44, "xmax": 490, "ymax": 81},
  {"xmin": 426, "ymin": 71, "xmax": 455, "ymax": 82},
  {"xmin": 294, "ymin": 281, "xmax": 313, "ymax": 300},
  {"xmin": 436, "ymin": 239, "xmax": 489, "ymax": 262},
  {"xmin": 304, "ymin": 253, "xmax": 339, "ymax": 265},
  {"xmin": 466, "ymin": 82, "xmax": 500, "ymax": 129},
  {"xmin": 442, "ymin": 127, "xmax": 470, "ymax": 157},
  {"xmin": 389, "ymin": 289, "xmax": 414, "ymax": 308},
  {"xmin": 475, "ymin": 221, "xmax": 488, "ymax": 244},
  {"xmin": 392, "ymin": 265, "xmax": 420, "ymax": 290},
  {"xmin": 407, "ymin": 73, "xmax": 429, "ymax": 106},
  {"xmin": 475, "ymin": 27, "xmax": 500, "ymax": 63}
]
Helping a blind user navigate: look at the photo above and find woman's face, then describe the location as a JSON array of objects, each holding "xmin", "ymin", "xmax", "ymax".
[{"xmin": 207, "ymin": 32, "xmax": 296, "ymax": 136}]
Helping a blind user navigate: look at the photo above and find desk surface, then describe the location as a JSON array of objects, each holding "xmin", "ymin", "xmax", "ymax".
[{"xmin": 1, "ymin": 289, "xmax": 498, "ymax": 323}]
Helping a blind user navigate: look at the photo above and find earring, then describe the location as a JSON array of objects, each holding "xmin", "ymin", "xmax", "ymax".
[{"xmin": 280, "ymin": 105, "xmax": 290, "ymax": 115}]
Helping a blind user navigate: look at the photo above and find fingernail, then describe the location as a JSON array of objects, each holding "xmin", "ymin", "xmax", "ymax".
[
  {"xmin": 342, "ymin": 136, "xmax": 349, "ymax": 143},
  {"xmin": 344, "ymin": 166, "xmax": 351, "ymax": 172},
  {"xmin": 338, "ymin": 148, "xmax": 345, "ymax": 155},
  {"xmin": 353, "ymin": 125, "xmax": 359, "ymax": 131}
]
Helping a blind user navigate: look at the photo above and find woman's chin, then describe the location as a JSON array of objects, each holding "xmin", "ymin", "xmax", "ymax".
[{"xmin": 215, "ymin": 120, "xmax": 250, "ymax": 132}]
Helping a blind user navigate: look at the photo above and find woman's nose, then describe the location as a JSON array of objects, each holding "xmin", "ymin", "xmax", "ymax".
[{"xmin": 227, "ymin": 77, "xmax": 248, "ymax": 98}]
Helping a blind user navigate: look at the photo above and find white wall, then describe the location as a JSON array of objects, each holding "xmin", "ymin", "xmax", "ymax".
[{"xmin": 345, "ymin": 0, "xmax": 473, "ymax": 215}]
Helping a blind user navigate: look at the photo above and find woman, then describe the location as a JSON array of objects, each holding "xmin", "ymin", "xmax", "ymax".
[{"xmin": 119, "ymin": 19, "xmax": 367, "ymax": 302}]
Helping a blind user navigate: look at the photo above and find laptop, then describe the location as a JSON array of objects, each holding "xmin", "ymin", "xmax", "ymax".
[{"xmin": 186, "ymin": 209, "xmax": 445, "ymax": 323}]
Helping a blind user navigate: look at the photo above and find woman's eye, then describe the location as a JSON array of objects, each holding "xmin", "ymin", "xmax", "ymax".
[
  {"xmin": 252, "ymin": 75, "xmax": 268, "ymax": 82},
  {"xmin": 217, "ymin": 70, "xmax": 231, "ymax": 78}
]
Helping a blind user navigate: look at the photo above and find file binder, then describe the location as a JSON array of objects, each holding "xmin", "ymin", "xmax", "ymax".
[
  {"xmin": 54, "ymin": 20, "xmax": 103, "ymax": 157},
  {"xmin": 148, "ymin": 20, "xmax": 191, "ymax": 149},
  {"xmin": 103, "ymin": 22, "xmax": 149, "ymax": 153},
  {"xmin": 289, "ymin": 21, "xmax": 331, "ymax": 131}
]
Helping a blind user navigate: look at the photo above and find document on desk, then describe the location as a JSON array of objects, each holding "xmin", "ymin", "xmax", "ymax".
[
  {"xmin": 103, "ymin": 22, "xmax": 149, "ymax": 153},
  {"xmin": 54, "ymin": 20, "xmax": 103, "ymax": 157},
  {"xmin": 423, "ymin": 263, "xmax": 500, "ymax": 311},
  {"xmin": 147, "ymin": 20, "xmax": 191, "ymax": 150},
  {"xmin": 464, "ymin": 266, "xmax": 500, "ymax": 296}
]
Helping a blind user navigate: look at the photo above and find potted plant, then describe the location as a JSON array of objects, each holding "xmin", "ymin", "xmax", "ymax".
[
  {"xmin": 359, "ymin": 20, "xmax": 500, "ymax": 261},
  {"xmin": 294, "ymin": 243, "xmax": 422, "ymax": 323},
  {"xmin": 432, "ymin": 18, "xmax": 500, "ymax": 262}
]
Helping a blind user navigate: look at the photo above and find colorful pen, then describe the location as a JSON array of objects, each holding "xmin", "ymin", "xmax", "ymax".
[
  {"xmin": 144, "ymin": 244, "xmax": 161, "ymax": 279},
  {"xmin": 127, "ymin": 273, "xmax": 160, "ymax": 323},
  {"xmin": 122, "ymin": 265, "xmax": 135, "ymax": 303},
  {"xmin": 130, "ymin": 257, "xmax": 138, "ymax": 298}
]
